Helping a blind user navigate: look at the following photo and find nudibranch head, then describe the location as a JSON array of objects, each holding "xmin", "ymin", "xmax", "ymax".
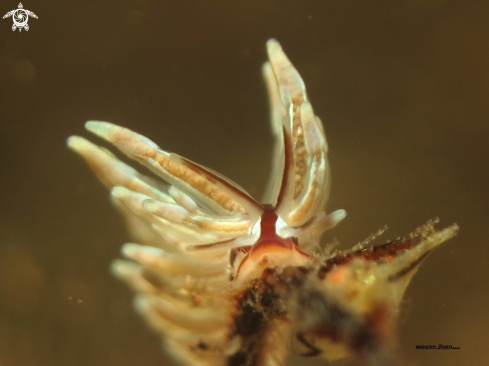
[
  {"xmin": 68, "ymin": 39, "xmax": 458, "ymax": 366},
  {"xmin": 232, "ymin": 206, "xmax": 311, "ymax": 284}
]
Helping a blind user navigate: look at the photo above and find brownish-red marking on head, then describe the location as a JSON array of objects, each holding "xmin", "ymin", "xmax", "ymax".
[
  {"xmin": 235, "ymin": 206, "xmax": 306, "ymax": 281},
  {"xmin": 249, "ymin": 206, "xmax": 295, "ymax": 257}
]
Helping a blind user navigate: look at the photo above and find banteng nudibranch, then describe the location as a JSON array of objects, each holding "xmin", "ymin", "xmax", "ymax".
[{"xmin": 68, "ymin": 39, "xmax": 458, "ymax": 366}]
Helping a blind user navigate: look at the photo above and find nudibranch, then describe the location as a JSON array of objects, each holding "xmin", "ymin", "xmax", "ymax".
[{"xmin": 68, "ymin": 39, "xmax": 458, "ymax": 366}]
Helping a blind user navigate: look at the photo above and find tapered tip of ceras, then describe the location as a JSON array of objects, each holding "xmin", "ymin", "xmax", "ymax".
[
  {"xmin": 68, "ymin": 121, "xmax": 161, "ymax": 170},
  {"xmin": 85, "ymin": 121, "xmax": 117, "ymax": 140},
  {"xmin": 328, "ymin": 209, "xmax": 347, "ymax": 228},
  {"xmin": 66, "ymin": 135, "xmax": 81, "ymax": 150},
  {"xmin": 67, "ymin": 135, "xmax": 129, "ymax": 188},
  {"xmin": 85, "ymin": 120, "xmax": 161, "ymax": 156},
  {"xmin": 266, "ymin": 38, "xmax": 307, "ymax": 106},
  {"xmin": 267, "ymin": 38, "xmax": 283, "ymax": 53},
  {"xmin": 66, "ymin": 135, "xmax": 100, "ymax": 157}
]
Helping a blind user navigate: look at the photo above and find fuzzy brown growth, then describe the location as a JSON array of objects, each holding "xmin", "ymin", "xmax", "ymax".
[
  {"xmin": 226, "ymin": 280, "xmax": 286, "ymax": 366},
  {"xmin": 317, "ymin": 237, "xmax": 416, "ymax": 279},
  {"xmin": 262, "ymin": 266, "xmax": 398, "ymax": 366}
]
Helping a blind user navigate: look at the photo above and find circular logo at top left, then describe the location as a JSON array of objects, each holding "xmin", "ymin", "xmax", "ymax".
[{"xmin": 3, "ymin": 3, "xmax": 38, "ymax": 32}]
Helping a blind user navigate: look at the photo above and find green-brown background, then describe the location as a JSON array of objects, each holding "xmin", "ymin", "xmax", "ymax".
[{"xmin": 0, "ymin": 0, "xmax": 487, "ymax": 365}]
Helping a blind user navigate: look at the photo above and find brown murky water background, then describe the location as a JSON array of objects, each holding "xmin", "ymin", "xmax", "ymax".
[{"xmin": 0, "ymin": 1, "xmax": 488, "ymax": 365}]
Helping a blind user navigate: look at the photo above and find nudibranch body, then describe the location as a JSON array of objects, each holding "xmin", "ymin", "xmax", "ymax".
[{"xmin": 69, "ymin": 39, "xmax": 458, "ymax": 366}]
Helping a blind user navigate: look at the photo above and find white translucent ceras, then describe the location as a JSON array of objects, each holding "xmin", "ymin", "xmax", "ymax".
[{"xmin": 68, "ymin": 39, "xmax": 458, "ymax": 366}]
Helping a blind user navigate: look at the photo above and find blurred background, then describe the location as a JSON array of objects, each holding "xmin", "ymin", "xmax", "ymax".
[{"xmin": 0, "ymin": 0, "xmax": 488, "ymax": 365}]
